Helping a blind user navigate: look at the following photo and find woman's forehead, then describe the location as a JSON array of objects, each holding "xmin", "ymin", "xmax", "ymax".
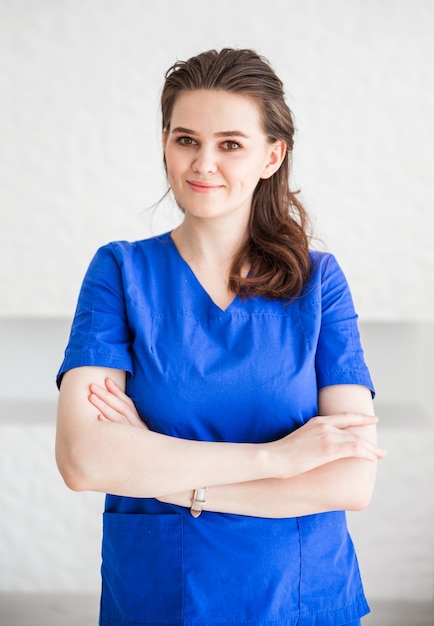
[{"xmin": 169, "ymin": 89, "xmax": 263, "ymax": 135}]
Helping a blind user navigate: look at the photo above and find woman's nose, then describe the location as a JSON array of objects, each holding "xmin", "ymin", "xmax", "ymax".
[{"xmin": 192, "ymin": 146, "xmax": 217, "ymax": 174}]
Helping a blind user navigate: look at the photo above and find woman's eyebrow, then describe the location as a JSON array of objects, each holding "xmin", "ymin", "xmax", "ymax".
[
  {"xmin": 171, "ymin": 126, "xmax": 250, "ymax": 139},
  {"xmin": 171, "ymin": 127, "xmax": 197, "ymax": 135},
  {"xmin": 214, "ymin": 130, "xmax": 250, "ymax": 139}
]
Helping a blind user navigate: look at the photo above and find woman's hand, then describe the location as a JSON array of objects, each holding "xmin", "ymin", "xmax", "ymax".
[
  {"xmin": 269, "ymin": 412, "xmax": 386, "ymax": 479},
  {"xmin": 88, "ymin": 381, "xmax": 385, "ymax": 478},
  {"xmin": 88, "ymin": 378, "xmax": 148, "ymax": 430}
]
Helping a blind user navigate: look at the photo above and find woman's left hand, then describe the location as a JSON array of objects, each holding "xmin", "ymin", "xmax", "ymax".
[
  {"xmin": 88, "ymin": 378, "xmax": 148, "ymax": 430},
  {"xmin": 88, "ymin": 378, "xmax": 193, "ymax": 507}
]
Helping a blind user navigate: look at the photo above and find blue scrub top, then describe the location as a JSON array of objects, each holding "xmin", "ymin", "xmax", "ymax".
[{"xmin": 58, "ymin": 232, "xmax": 374, "ymax": 626}]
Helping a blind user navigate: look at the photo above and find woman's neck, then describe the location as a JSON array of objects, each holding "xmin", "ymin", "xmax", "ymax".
[
  {"xmin": 171, "ymin": 215, "xmax": 248, "ymax": 269},
  {"xmin": 170, "ymin": 216, "xmax": 249, "ymax": 310}
]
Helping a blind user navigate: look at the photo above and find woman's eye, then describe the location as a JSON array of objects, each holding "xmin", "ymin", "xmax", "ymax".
[
  {"xmin": 176, "ymin": 136, "xmax": 196, "ymax": 146},
  {"xmin": 222, "ymin": 141, "xmax": 241, "ymax": 150}
]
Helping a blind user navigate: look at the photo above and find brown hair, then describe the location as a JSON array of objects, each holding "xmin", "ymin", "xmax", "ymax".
[{"xmin": 161, "ymin": 48, "xmax": 312, "ymax": 301}]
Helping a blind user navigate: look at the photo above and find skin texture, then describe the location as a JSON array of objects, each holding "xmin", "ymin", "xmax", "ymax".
[{"xmin": 56, "ymin": 89, "xmax": 386, "ymax": 516}]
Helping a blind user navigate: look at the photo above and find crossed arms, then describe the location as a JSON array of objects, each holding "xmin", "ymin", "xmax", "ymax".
[{"xmin": 56, "ymin": 366, "xmax": 386, "ymax": 518}]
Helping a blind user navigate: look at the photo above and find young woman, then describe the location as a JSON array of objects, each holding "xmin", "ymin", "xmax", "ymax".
[{"xmin": 56, "ymin": 48, "xmax": 386, "ymax": 626}]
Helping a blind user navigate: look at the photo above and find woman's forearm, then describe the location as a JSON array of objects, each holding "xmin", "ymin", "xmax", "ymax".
[
  {"xmin": 57, "ymin": 368, "xmax": 385, "ymax": 499},
  {"xmin": 160, "ymin": 386, "xmax": 382, "ymax": 518},
  {"xmin": 57, "ymin": 368, "xmax": 271, "ymax": 497},
  {"xmin": 160, "ymin": 455, "xmax": 377, "ymax": 518}
]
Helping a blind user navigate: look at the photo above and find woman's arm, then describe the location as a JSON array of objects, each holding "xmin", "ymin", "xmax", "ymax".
[
  {"xmin": 78, "ymin": 373, "xmax": 385, "ymax": 513},
  {"xmin": 56, "ymin": 366, "xmax": 276, "ymax": 497},
  {"xmin": 159, "ymin": 385, "xmax": 381, "ymax": 517}
]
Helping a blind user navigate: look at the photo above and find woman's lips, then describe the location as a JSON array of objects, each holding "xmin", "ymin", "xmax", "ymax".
[{"xmin": 187, "ymin": 180, "xmax": 224, "ymax": 193}]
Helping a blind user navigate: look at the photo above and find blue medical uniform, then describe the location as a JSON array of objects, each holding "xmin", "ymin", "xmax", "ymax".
[{"xmin": 57, "ymin": 232, "xmax": 374, "ymax": 626}]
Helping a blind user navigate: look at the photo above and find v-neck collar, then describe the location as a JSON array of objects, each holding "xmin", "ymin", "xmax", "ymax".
[{"xmin": 167, "ymin": 232, "xmax": 239, "ymax": 313}]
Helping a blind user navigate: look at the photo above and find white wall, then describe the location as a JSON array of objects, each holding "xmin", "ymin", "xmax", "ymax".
[{"xmin": 0, "ymin": 0, "xmax": 433, "ymax": 319}]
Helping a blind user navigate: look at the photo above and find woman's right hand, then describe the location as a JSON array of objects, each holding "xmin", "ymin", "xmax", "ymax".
[
  {"xmin": 269, "ymin": 413, "xmax": 386, "ymax": 478},
  {"xmin": 88, "ymin": 381, "xmax": 385, "ymax": 484},
  {"xmin": 88, "ymin": 378, "xmax": 148, "ymax": 430}
]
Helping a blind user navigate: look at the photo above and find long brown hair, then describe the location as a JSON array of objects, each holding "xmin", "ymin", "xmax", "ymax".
[{"xmin": 161, "ymin": 48, "xmax": 312, "ymax": 301}]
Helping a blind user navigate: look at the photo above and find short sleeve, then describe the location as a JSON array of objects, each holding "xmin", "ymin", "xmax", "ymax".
[
  {"xmin": 315, "ymin": 254, "xmax": 375, "ymax": 396},
  {"xmin": 56, "ymin": 244, "xmax": 133, "ymax": 388}
]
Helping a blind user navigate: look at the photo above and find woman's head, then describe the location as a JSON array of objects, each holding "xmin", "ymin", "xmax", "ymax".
[
  {"xmin": 163, "ymin": 88, "xmax": 286, "ymax": 225},
  {"xmin": 161, "ymin": 48, "xmax": 295, "ymax": 171},
  {"xmin": 161, "ymin": 49, "xmax": 312, "ymax": 300}
]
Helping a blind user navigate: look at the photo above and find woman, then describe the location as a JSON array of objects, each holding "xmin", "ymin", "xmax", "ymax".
[{"xmin": 56, "ymin": 48, "xmax": 386, "ymax": 626}]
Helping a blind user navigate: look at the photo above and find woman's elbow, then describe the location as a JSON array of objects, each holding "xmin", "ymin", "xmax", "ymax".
[
  {"xmin": 58, "ymin": 465, "xmax": 90, "ymax": 492},
  {"xmin": 55, "ymin": 439, "xmax": 93, "ymax": 492},
  {"xmin": 346, "ymin": 462, "xmax": 377, "ymax": 511},
  {"xmin": 347, "ymin": 489, "xmax": 374, "ymax": 511}
]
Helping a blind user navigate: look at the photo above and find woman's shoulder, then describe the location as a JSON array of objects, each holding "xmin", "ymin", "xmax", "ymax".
[
  {"xmin": 307, "ymin": 249, "xmax": 341, "ymax": 281},
  {"xmin": 308, "ymin": 248, "xmax": 336, "ymax": 266},
  {"xmin": 91, "ymin": 232, "xmax": 173, "ymax": 265},
  {"xmin": 80, "ymin": 233, "xmax": 174, "ymax": 287},
  {"xmin": 309, "ymin": 248, "xmax": 354, "ymax": 280},
  {"xmin": 101, "ymin": 232, "xmax": 172, "ymax": 254},
  {"xmin": 299, "ymin": 249, "xmax": 351, "ymax": 303}
]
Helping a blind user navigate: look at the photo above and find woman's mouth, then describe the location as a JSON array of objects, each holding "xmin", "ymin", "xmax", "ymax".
[{"xmin": 187, "ymin": 180, "xmax": 224, "ymax": 193}]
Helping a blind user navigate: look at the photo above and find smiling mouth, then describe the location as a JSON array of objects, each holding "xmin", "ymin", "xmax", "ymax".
[{"xmin": 187, "ymin": 180, "xmax": 224, "ymax": 193}]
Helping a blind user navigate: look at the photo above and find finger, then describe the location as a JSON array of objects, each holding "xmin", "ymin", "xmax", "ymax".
[
  {"xmin": 355, "ymin": 438, "xmax": 387, "ymax": 459},
  {"xmin": 102, "ymin": 379, "xmax": 138, "ymax": 417},
  {"xmin": 331, "ymin": 430, "xmax": 386, "ymax": 461},
  {"xmin": 301, "ymin": 423, "xmax": 385, "ymax": 462},
  {"xmin": 345, "ymin": 439, "xmax": 386, "ymax": 461},
  {"xmin": 90, "ymin": 380, "xmax": 148, "ymax": 430},
  {"xmin": 89, "ymin": 392, "xmax": 127, "ymax": 423},
  {"xmin": 105, "ymin": 378, "xmax": 134, "ymax": 406},
  {"xmin": 89, "ymin": 383, "xmax": 132, "ymax": 417},
  {"xmin": 104, "ymin": 378, "xmax": 145, "ymax": 426},
  {"xmin": 104, "ymin": 377, "xmax": 124, "ymax": 396}
]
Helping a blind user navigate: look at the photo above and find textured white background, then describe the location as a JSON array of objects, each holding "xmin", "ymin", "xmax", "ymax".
[
  {"xmin": 0, "ymin": 0, "xmax": 433, "ymax": 319},
  {"xmin": 0, "ymin": 0, "xmax": 433, "ymax": 603}
]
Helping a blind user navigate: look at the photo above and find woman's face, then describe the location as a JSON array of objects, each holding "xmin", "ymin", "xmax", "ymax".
[{"xmin": 163, "ymin": 89, "xmax": 285, "ymax": 224}]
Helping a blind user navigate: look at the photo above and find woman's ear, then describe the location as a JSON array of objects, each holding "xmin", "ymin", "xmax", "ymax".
[
  {"xmin": 260, "ymin": 140, "xmax": 287, "ymax": 179},
  {"xmin": 162, "ymin": 128, "xmax": 168, "ymax": 151}
]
